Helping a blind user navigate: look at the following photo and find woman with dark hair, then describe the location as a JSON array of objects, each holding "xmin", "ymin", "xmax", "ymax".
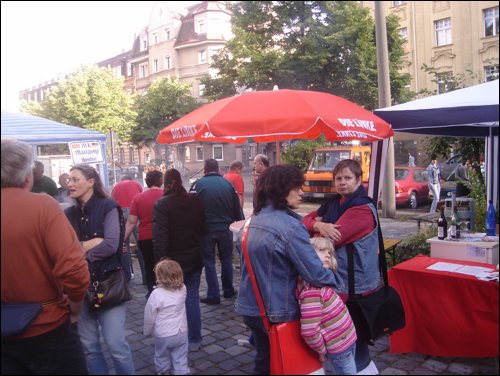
[
  {"xmin": 303, "ymin": 159, "xmax": 381, "ymax": 375},
  {"xmin": 124, "ymin": 170, "xmax": 164, "ymax": 297},
  {"xmin": 152, "ymin": 168, "xmax": 207, "ymax": 352},
  {"xmin": 235, "ymin": 165, "xmax": 342, "ymax": 375},
  {"xmin": 64, "ymin": 164, "xmax": 136, "ymax": 375}
]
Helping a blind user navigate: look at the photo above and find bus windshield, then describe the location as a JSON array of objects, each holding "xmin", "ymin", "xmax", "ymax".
[{"xmin": 308, "ymin": 150, "xmax": 351, "ymax": 172}]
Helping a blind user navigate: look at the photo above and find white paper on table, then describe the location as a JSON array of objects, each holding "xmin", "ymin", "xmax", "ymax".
[
  {"xmin": 426, "ymin": 262, "xmax": 464, "ymax": 272},
  {"xmin": 476, "ymin": 271, "xmax": 499, "ymax": 282},
  {"xmin": 453, "ymin": 265, "xmax": 494, "ymax": 276}
]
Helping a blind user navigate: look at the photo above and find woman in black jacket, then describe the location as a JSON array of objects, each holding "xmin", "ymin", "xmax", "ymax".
[{"xmin": 152, "ymin": 168, "xmax": 207, "ymax": 352}]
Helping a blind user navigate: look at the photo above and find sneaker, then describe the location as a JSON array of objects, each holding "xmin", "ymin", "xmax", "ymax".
[
  {"xmin": 223, "ymin": 290, "xmax": 237, "ymax": 299},
  {"xmin": 200, "ymin": 297, "xmax": 220, "ymax": 305}
]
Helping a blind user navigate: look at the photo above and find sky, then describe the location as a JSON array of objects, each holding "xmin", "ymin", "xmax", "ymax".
[{"xmin": 1, "ymin": 1, "xmax": 197, "ymax": 112}]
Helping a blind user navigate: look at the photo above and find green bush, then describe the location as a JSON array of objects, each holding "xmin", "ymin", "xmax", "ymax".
[
  {"xmin": 464, "ymin": 169, "xmax": 486, "ymax": 232},
  {"xmin": 390, "ymin": 225, "xmax": 437, "ymax": 267}
]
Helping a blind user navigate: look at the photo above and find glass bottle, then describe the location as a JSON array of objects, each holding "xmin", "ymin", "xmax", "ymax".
[
  {"xmin": 450, "ymin": 206, "xmax": 458, "ymax": 239},
  {"xmin": 437, "ymin": 206, "xmax": 448, "ymax": 240},
  {"xmin": 486, "ymin": 200, "xmax": 497, "ymax": 236}
]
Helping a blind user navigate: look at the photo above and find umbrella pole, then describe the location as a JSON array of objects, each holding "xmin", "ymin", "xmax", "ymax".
[{"xmin": 275, "ymin": 139, "xmax": 281, "ymax": 164}]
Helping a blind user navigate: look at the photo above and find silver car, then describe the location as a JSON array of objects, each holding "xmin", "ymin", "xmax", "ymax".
[{"xmin": 438, "ymin": 154, "xmax": 462, "ymax": 180}]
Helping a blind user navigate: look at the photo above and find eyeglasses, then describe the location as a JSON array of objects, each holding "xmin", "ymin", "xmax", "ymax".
[{"xmin": 66, "ymin": 177, "xmax": 81, "ymax": 184}]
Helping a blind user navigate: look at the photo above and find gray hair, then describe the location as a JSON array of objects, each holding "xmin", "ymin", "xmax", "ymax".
[
  {"xmin": 254, "ymin": 154, "xmax": 269, "ymax": 168},
  {"xmin": 1, "ymin": 139, "xmax": 34, "ymax": 188}
]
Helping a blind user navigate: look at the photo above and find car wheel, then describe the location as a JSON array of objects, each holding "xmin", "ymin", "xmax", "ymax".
[{"xmin": 409, "ymin": 191, "xmax": 418, "ymax": 209}]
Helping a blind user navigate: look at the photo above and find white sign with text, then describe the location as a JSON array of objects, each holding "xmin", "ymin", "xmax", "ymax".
[{"xmin": 69, "ymin": 141, "xmax": 104, "ymax": 164}]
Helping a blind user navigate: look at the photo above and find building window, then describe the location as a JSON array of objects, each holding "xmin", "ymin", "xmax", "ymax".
[
  {"xmin": 199, "ymin": 84, "xmax": 205, "ymax": 97},
  {"xmin": 393, "ymin": 1, "xmax": 406, "ymax": 6},
  {"xmin": 436, "ymin": 72, "xmax": 452, "ymax": 94},
  {"xmin": 485, "ymin": 65, "xmax": 499, "ymax": 81},
  {"xmin": 196, "ymin": 146, "xmax": 204, "ymax": 161},
  {"xmin": 435, "ymin": 18, "xmax": 452, "ymax": 46},
  {"xmin": 153, "ymin": 32, "xmax": 159, "ymax": 45},
  {"xmin": 153, "ymin": 58, "xmax": 159, "ymax": 73},
  {"xmin": 398, "ymin": 27, "xmax": 408, "ymax": 41},
  {"xmin": 164, "ymin": 55, "xmax": 171, "ymax": 70},
  {"xmin": 197, "ymin": 19, "xmax": 206, "ymax": 34},
  {"xmin": 164, "ymin": 28, "xmax": 171, "ymax": 40},
  {"xmin": 483, "ymin": 7, "xmax": 499, "ymax": 37},
  {"xmin": 198, "ymin": 50, "xmax": 207, "ymax": 64},
  {"xmin": 209, "ymin": 47, "xmax": 221, "ymax": 64},
  {"xmin": 127, "ymin": 63, "xmax": 132, "ymax": 76},
  {"xmin": 140, "ymin": 64, "xmax": 148, "ymax": 78},
  {"xmin": 141, "ymin": 36, "xmax": 147, "ymax": 51},
  {"xmin": 212, "ymin": 145, "xmax": 223, "ymax": 161},
  {"xmin": 185, "ymin": 147, "xmax": 191, "ymax": 162},
  {"xmin": 129, "ymin": 147, "xmax": 135, "ymax": 163}
]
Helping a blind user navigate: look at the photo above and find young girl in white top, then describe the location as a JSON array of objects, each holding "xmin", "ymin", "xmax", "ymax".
[{"xmin": 144, "ymin": 259, "xmax": 190, "ymax": 375}]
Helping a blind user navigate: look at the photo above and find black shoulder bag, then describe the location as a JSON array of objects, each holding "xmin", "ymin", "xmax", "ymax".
[{"xmin": 346, "ymin": 223, "xmax": 406, "ymax": 344}]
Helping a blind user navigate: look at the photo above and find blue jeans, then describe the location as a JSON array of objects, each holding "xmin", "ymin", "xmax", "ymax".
[
  {"xmin": 243, "ymin": 315, "xmax": 269, "ymax": 375},
  {"xmin": 184, "ymin": 269, "xmax": 202, "ymax": 345},
  {"xmin": 355, "ymin": 340, "xmax": 371, "ymax": 373},
  {"xmin": 201, "ymin": 230, "xmax": 234, "ymax": 299},
  {"xmin": 78, "ymin": 299, "xmax": 135, "ymax": 375},
  {"xmin": 1, "ymin": 321, "xmax": 87, "ymax": 375},
  {"xmin": 325, "ymin": 344, "xmax": 357, "ymax": 375},
  {"xmin": 429, "ymin": 183, "xmax": 441, "ymax": 213}
]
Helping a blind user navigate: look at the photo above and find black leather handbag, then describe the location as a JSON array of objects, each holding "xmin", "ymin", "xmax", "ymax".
[{"xmin": 87, "ymin": 269, "xmax": 131, "ymax": 310}]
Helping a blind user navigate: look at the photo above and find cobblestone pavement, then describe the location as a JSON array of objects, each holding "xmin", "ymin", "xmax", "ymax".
[
  {"xmin": 122, "ymin": 244, "xmax": 497, "ymax": 375},
  {"xmin": 114, "ymin": 172, "xmax": 498, "ymax": 375}
]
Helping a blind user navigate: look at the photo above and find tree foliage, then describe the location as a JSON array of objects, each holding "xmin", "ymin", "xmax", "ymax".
[
  {"xmin": 21, "ymin": 65, "xmax": 136, "ymax": 142},
  {"xmin": 131, "ymin": 77, "xmax": 199, "ymax": 148},
  {"xmin": 200, "ymin": 1, "xmax": 413, "ymax": 109},
  {"xmin": 281, "ymin": 138, "xmax": 327, "ymax": 172}
]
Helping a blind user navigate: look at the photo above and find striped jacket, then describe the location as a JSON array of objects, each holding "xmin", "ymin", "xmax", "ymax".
[{"xmin": 297, "ymin": 279, "xmax": 357, "ymax": 357}]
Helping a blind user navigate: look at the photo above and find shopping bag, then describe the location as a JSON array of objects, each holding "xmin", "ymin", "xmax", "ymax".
[{"xmin": 269, "ymin": 320, "xmax": 324, "ymax": 375}]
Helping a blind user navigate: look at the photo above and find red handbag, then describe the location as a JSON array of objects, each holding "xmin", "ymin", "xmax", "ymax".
[{"xmin": 241, "ymin": 219, "xmax": 324, "ymax": 375}]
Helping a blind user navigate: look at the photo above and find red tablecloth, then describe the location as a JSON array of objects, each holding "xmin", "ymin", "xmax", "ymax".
[{"xmin": 388, "ymin": 255, "xmax": 499, "ymax": 357}]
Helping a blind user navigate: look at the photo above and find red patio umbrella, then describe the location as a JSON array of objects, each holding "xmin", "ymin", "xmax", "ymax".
[{"xmin": 157, "ymin": 89, "xmax": 394, "ymax": 159}]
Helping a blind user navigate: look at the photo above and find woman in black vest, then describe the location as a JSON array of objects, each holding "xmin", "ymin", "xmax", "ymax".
[{"xmin": 64, "ymin": 164, "xmax": 135, "ymax": 375}]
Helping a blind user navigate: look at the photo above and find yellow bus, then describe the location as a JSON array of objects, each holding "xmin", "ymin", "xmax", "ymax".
[{"xmin": 302, "ymin": 145, "xmax": 371, "ymax": 199}]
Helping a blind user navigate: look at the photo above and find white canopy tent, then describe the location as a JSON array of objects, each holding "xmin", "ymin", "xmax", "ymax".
[{"xmin": 374, "ymin": 80, "xmax": 499, "ymax": 208}]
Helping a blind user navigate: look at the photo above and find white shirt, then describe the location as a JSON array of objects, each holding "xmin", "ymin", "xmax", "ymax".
[{"xmin": 143, "ymin": 284, "xmax": 187, "ymax": 338}]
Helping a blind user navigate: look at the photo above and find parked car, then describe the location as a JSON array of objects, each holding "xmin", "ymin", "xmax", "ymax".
[
  {"xmin": 394, "ymin": 166, "xmax": 429, "ymax": 209},
  {"xmin": 438, "ymin": 154, "xmax": 463, "ymax": 180}
]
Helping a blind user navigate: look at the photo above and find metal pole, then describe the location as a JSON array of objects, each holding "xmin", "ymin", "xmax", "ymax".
[
  {"xmin": 375, "ymin": 1, "xmax": 396, "ymax": 218},
  {"xmin": 110, "ymin": 130, "xmax": 116, "ymax": 186}
]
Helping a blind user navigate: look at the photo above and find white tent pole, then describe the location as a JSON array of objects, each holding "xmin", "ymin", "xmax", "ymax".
[{"xmin": 485, "ymin": 129, "xmax": 498, "ymax": 209}]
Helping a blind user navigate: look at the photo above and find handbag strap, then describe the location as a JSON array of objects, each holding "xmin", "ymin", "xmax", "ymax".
[
  {"xmin": 241, "ymin": 217, "xmax": 271, "ymax": 331},
  {"xmin": 347, "ymin": 211, "xmax": 389, "ymax": 299}
]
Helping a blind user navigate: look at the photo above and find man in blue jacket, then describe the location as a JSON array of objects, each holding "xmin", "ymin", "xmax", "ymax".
[{"xmin": 192, "ymin": 159, "xmax": 244, "ymax": 305}]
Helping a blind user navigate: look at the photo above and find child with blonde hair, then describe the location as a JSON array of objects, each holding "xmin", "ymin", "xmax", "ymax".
[
  {"xmin": 144, "ymin": 259, "xmax": 190, "ymax": 375},
  {"xmin": 297, "ymin": 237, "xmax": 357, "ymax": 375}
]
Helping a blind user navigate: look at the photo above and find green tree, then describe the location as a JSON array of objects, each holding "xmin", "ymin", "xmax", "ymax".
[
  {"xmin": 131, "ymin": 77, "xmax": 199, "ymax": 156},
  {"xmin": 22, "ymin": 65, "xmax": 137, "ymax": 142},
  {"xmin": 200, "ymin": 1, "xmax": 413, "ymax": 109},
  {"xmin": 281, "ymin": 138, "xmax": 327, "ymax": 172}
]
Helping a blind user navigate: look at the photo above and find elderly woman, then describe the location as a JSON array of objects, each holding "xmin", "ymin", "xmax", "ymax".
[
  {"xmin": 303, "ymin": 159, "xmax": 381, "ymax": 375},
  {"xmin": 235, "ymin": 165, "xmax": 342, "ymax": 375}
]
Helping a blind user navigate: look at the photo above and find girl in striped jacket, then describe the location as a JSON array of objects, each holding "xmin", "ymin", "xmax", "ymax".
[{"xmin": 297, "ymin": 237, "xmax": 357, "ymax": 375}]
